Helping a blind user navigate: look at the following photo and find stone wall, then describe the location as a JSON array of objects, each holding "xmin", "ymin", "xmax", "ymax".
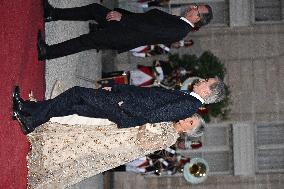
[
  {"xmin": 187, "ymin": 24, "xmax": 284, "ymax": 122},
  {"xmin": 110, "ymin": 172, "xmax": 284, "ymax": 189}
]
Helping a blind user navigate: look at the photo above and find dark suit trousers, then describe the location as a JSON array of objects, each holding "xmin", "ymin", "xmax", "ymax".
[
  {"xmin": 26, "ymin": 86, "xmax": 113, "ymax": 129},
  {"xmin": 46, "ymin": 3, "xmax": 114, "ymax": 59}
]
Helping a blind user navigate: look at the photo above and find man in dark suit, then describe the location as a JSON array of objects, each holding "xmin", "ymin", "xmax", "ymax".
[
  {"xmin": 37, "ymin": 1, "xmax": 213, "ymax": 60},
  {"xmin": 13, "ymin": 77, "xmax": 225, "ymax": 134}
]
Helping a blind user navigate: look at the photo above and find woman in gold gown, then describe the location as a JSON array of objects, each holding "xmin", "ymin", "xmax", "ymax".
[{"xmin": 27, "ymin": 113, "xmax": 204, "ymax": 189}]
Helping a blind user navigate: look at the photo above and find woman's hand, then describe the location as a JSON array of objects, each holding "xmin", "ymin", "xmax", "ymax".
[
  {"xmin": 106, "ymin": 11, "xmax": 122, "ymax": 21},
  {"xmin": 137, "ymin": 124, "xmax": 165, "ymax": 150}
]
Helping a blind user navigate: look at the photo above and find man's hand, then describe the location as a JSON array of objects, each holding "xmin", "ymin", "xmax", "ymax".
[
  {"xmin": 106, "ymin": 11, "xmax": 122, "ymax": 21},
  {"xmin": 102, "ymin": 87, "xmax": 112, "ymax": 91}
]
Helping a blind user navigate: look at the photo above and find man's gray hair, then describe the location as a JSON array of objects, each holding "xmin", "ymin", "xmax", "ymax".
[
  {"xmin": 187, "ymin": 114, "xmax": 206, "ymax": 137},
  {"xmin": 195, "ymin": 4, "xmax": 213, "ymax": 28},
  {"xmin": 203, "ymin": 77, "xmax": 226, "ymax": 104}
]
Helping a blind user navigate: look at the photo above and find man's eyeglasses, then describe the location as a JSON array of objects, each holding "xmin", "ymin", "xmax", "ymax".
[{"xmin": 193, "ymin": 4, "xmax": 201, "ymax": 17}]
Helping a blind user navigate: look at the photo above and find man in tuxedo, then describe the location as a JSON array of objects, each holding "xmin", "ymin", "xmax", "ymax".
[
  {"xmin": 37, "ymin": 1, "xmax": 213, "ymax": 60},
  {"xmin": 13, "ymin": 77, "xmax": 225, "ymax": 134}
]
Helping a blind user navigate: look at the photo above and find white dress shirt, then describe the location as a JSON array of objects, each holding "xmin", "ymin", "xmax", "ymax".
[
  {"xmin": 180, "ymin": 17, "xmax": 195, "ymax": 28},
  {"xmin": 190, "ymin": 92, "xmax": 205, "ymax": 104}
]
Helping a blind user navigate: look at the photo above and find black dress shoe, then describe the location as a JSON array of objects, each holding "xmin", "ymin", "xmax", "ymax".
[
  {"xmin": 43, "ymin": 0, "xmax": 55, "ymax": 22},
  {"xmin": 37, "ymin": 31, "xmax": 47, "ymax": 61},
  {"xmin": 14, "ymin": 111, "xmax": 35, "ymax": 135},
  {"xmin": 12, "ymin": 86, "xmax": 24, "ymax": 120}
]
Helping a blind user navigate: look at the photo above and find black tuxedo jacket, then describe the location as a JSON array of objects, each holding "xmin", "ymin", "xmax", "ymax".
[
  {"xmin": 108, "ymin": 85, "xmax": 202, "ymax": 127},
  {"xmin": 102, "ymin": 8, "xmax": 193, "ymax": 52},
  {"xmin": 31, "ymin": 85, "xmax": 202, "ymax": 129},
  {"xmin": 45, "ymin": 4, "xmax": 194, "ymax": 59}
]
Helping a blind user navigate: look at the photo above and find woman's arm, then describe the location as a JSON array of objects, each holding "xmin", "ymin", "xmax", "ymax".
[{"xmin": 136, "ymin": 124, "xmax": 170, "ymax": 151}]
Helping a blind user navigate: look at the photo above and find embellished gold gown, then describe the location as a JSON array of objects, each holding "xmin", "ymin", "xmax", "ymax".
[{"xmin": 27, "ymin": 119, "xmax": 179, "ymax": 189}]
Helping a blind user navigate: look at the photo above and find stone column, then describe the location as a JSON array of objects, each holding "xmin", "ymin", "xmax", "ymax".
[
  {"xmin": 233, "ymin": 122, "xmax": 255, "ymax": 175},
  {"xmin": 229, "ymin": 0, "xmax": 251, "ymax": 27}
]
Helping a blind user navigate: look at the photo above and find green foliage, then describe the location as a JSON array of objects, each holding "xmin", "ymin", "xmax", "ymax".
[
  {"xmin": 169, "ymin": 51, "xmax": 231, "ymax": 122},
  {"xmin": 169, "ymin": 51, "xmax": 225, "ymax": 80}
]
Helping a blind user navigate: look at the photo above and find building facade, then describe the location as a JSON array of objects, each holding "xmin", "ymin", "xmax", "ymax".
[{"xmin": 110, "ymin": 0, "xmax": 284, "ymax": 188}]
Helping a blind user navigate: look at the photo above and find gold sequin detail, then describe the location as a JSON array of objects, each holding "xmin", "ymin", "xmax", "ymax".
[{"xmin": 27, "ymin": 121, "xmax": 179, "ymax": 189}]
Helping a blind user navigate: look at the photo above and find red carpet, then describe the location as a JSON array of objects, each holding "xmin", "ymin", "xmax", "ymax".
[{"xmin": 0, "ymin": 1, "xmax": 45, "ymax": 188}]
